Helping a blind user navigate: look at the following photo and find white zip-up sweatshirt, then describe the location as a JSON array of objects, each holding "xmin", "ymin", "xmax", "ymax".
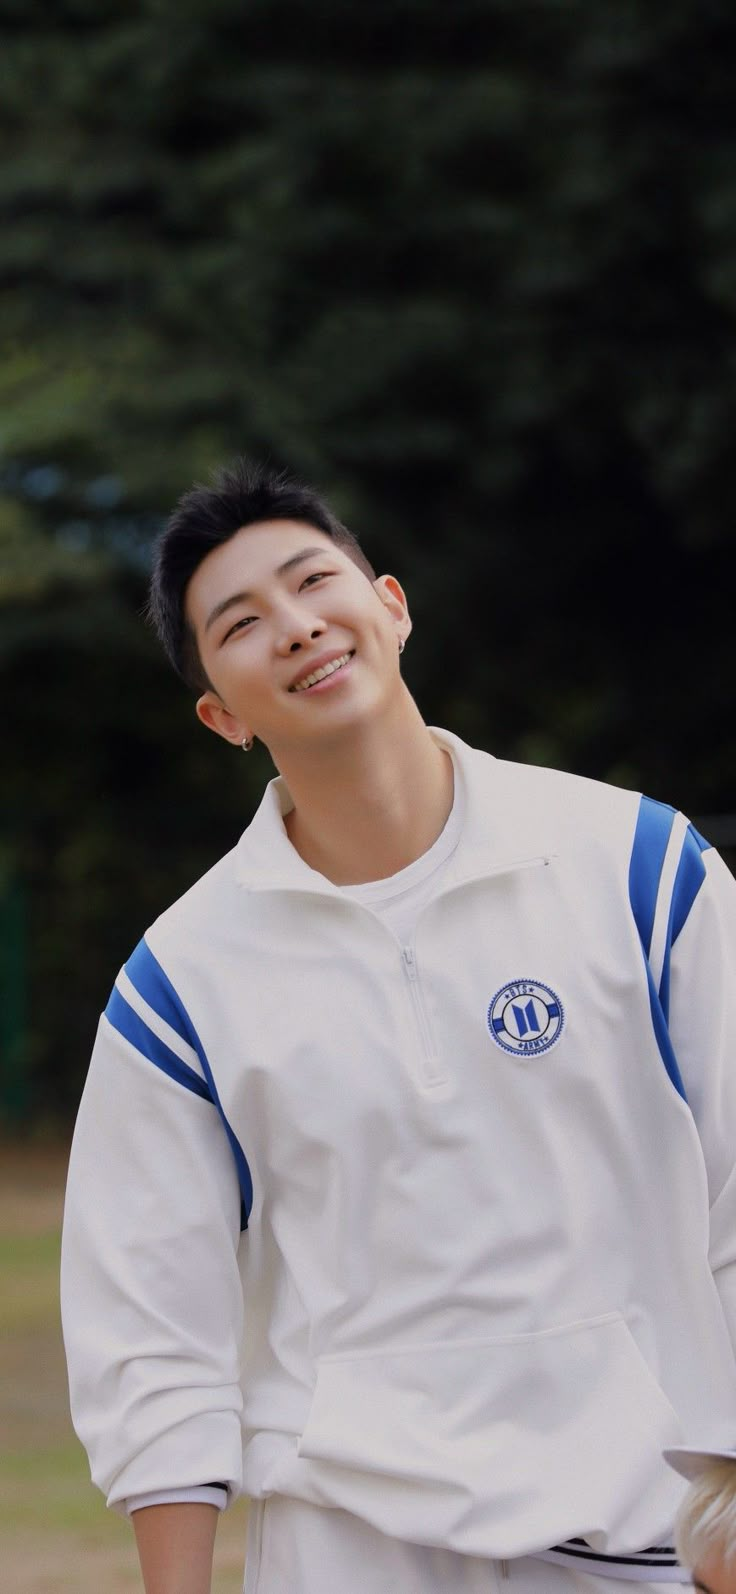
[{"xmin": 61, "ymin": 731, "xmax": 736, "ymax": 1576}]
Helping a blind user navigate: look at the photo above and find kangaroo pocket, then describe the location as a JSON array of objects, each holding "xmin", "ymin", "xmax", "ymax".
[{"xmin": 296, "ymin": 1312, "xmax": 685, "ymax": 1559}]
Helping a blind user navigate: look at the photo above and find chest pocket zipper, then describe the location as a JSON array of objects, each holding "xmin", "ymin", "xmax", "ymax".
[{"xmin": 401, "ymin": 946, "xmax": 446, "ymax": 1089}]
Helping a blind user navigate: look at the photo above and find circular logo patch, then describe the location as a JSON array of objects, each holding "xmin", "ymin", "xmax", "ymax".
[{"xmin": 487, "ymin": 978, "xmax": 564, "ymax": 1057}]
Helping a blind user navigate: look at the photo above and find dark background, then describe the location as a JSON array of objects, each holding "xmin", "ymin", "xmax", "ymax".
[{"xmin": 2, "ymin": 0, "xmax": 735, "ymax": 1123}]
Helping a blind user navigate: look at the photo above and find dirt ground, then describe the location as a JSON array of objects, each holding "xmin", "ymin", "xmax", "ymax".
[{"xmin": 0, "ymin": 1140, "xmax": 248, "ymax": 1594}]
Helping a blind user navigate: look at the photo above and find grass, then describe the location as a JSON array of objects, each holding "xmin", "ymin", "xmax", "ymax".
[{"xmin": 1, "ymin": 1141, "xmax": 249, "ymax": 1593}]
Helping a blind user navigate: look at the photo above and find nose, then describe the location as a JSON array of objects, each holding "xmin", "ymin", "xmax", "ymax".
[{"xmin": 274, "ymin": 600, "xmax": 327, "ymax": 655}]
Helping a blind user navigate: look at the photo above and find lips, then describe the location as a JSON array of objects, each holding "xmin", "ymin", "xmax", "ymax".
[{"xmin": 288, "ymin": 650, "xmax": 355, "ymax": 692}]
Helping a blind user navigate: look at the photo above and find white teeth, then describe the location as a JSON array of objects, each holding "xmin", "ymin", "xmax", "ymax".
[{"xmin": 291, "ymin": 652, "xmax": 353, "ymax": 692}]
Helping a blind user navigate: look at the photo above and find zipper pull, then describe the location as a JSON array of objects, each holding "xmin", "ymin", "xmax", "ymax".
[
  {"xmin": 499, "ymin": 1561, "xmax": 509, "ymax": 1580},
  {"xmin": 402, "ymin": 946, "xmax": 417, "ymax": 979}
]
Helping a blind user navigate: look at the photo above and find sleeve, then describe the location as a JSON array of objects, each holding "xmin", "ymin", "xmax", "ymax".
[
  {"xmin": 629, "ymin": 797, "xmax": 736, "ymax": 1354},
  {"xmin": 667, "ymin": 840, "xmax": 736, "ymax": 1352},
  {"xmin": 60, "ymin": 941, "xmax": 247, "ymax": 1513}
]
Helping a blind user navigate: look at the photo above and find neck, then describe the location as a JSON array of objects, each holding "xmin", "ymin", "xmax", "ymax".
[{"xmin": 279, "ymin": 690, "xmax": 454, "ymax": 884}]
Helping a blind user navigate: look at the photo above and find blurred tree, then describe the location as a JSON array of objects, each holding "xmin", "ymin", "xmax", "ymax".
[{"xmin": 1, "ymin": 0, "xmax": 735, "ymax": 1116}]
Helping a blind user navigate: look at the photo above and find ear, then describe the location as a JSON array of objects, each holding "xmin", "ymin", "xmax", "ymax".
[
  {"xmin": 374, "ymin": 573, "xmax": 412, "ymax": 648},
  {"xmin": 195, "ymin": 689, "xmax": 253, "ymax": 749}
]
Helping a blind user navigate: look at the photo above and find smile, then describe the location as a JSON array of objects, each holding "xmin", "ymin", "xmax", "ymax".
[{"xmin": 289, "ymin": 651, "xmax": 355, "ymax": 692}]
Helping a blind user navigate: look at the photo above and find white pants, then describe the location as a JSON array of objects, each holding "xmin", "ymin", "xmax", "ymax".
[{"xmin": 243, "ymin": 1498, "xmax": 686, "ymax": 1594}]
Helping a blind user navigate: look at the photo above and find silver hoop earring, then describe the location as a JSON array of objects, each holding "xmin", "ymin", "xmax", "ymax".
[
  {"xmin": 241, "ymin": 736, "xmax": 253, "ymax": 752},
  {"xmin": 398, "ymin": 638, "xmax": 405, "ymax": 655}
]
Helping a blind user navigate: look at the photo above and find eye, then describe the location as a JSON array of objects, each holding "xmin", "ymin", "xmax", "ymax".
[
  {"xmin": 222, "ymin": 614, "xmax": 256, "ymax": 642},
  {"xmin": 300, "ymin": 570, "xmax": 332, "ymax": 588}
]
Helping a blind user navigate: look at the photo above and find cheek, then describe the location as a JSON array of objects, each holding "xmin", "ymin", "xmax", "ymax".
[
  {"xmin": 361, "ymin": 604, "xmax": 394, "ymax": 648},
  {"xmin": 209, "ymin": 653, "xmax": 264, "ymax": 709}
]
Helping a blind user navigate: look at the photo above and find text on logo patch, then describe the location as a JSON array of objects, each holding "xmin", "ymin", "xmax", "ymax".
[{"xmin": 487, "ymin": 978, "xmax": 564, "ymax": 1057}]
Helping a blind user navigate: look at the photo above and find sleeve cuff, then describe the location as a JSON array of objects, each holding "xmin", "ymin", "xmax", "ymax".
[{"xmin": 126, "ymin": 1485, "xmax": 229, "ymax": 1515}]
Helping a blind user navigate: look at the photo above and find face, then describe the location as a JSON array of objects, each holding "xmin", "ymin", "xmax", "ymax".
[
  {"xmin": 186, "ymin": 519, "xmax": 411, "ymax": 759},
  {"xmin": 693, "ymin": 1550, "xmax": 736, "ymax": 1594}
]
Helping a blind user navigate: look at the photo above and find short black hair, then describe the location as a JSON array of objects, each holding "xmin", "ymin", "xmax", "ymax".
[{"xmin": 148, "ymin": 457, "xmax": 376, "ymax": 692}]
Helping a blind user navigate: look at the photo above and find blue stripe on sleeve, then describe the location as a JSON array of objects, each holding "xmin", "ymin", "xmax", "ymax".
[
  {"xmin": 670, "ymin": 823, "xmax": 710, "ymax": 946},
  {"xmin": 642, "ymin": 957, "xmax": 687, "ymax": 1101},
  {"xmin": 658, "ymin": 823, "xmax": 710, "ymax": 1024},
  {"xmin": 123, "ymin": 938, "xmax": 254, "ymax": 1228},
  {"xmin": 688, "ymin": 822, "xmax": 711, "ymax": 853},
  {"xmin": 628, "ymin": 796, "xmax": 688, "ymax": 1103},
  {"xmin": 125, "ymin": 938, "xmax": 202, "ymax": 1053},
  {"xmin": 628, "ymin": 795, "xmax": 677, "ymax": 958},
  {"xmin": 105, "ymin": 986, "xmax": 213, "ymax": 1102}
]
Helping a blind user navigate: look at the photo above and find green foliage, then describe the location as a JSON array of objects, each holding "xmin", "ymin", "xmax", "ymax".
[{"xmin": 1, "ymin": 0, "xmax": 735, "ymax": 1118}]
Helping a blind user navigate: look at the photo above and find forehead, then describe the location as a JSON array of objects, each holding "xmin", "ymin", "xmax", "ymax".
[{"xmin": 185, "ymin": 519, "xmax": 343, "ymax": 624}]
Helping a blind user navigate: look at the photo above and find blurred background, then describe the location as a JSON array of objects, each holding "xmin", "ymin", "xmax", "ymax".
[{"xmin": 2, "ymin": 0, "xmax": 736, "ymax": 1587}]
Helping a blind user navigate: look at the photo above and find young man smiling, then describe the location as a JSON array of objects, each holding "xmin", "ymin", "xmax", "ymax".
[
  {"xmin": 62, "ymin": 459, "xmax": 736, "ymax": 1594},
  {"xmin": 187, "ymin": 499, "xmax": 453, "ymax": 886}
]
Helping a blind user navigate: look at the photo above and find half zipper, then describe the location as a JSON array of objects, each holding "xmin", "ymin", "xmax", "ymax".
[{"xmin": 401, "ymin": 944, "xmax": 446, "ymax": 1089}]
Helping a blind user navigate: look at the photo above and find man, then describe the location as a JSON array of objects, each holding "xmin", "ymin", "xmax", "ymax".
[
  {"xmin": 62, "ymin": 458, "xmax": 736, "ymax": 1593},
  {"xmin": 665, "ymin": 1448, "xmax": 736, "ymax": 1593}
]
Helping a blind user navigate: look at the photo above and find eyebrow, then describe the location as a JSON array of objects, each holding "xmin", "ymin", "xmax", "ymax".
[{"xmin": 204, "ymin": 546, "xmax": 329, "ymax": 633}]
